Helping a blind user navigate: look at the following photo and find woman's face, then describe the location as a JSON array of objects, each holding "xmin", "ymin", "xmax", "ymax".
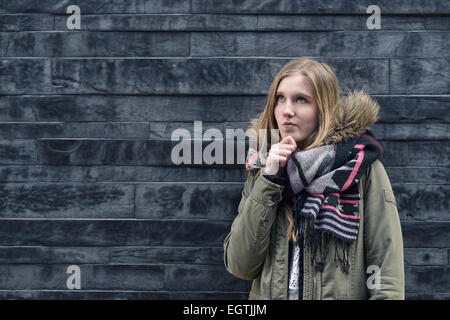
[{"xmin": 274, "ymin": 74, "xmax": 319, "ymax": 148}]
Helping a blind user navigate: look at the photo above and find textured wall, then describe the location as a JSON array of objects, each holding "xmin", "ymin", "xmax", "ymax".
[{"xmin": 0, "ymin": 0, "xmax": 449, "ymax": 299}]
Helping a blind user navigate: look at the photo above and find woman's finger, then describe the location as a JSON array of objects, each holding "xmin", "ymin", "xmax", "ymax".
[
  {"xmin": 277, "ymin": 143, "xmax": 296, "ymax": 151},
  {"xmin": 275, "ymin": 149, "xmax": 294, "ymax": 157},
  {"xmin": 279, "ymin": 135, "xmax": 291, "ymax": 145},
  {"xmin": 271, "ymin": 143, "xmax": 295, "ymax": 152},
  {"xmin": 287, "ymin": 135, "xmax": 297, "ymax": 148}
]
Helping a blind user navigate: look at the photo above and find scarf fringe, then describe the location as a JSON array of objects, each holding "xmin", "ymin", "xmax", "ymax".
[{"xmin": 296, "ymin": 216, "xmax": 351, "ymax": 276}]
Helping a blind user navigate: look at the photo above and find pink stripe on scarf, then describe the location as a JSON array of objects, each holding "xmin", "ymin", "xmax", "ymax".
[
  {"xmin": 362, "ymin": 134, "xmax": 384, "ymax": 154},
  {"xmin": 328, "ymin": 193, "xmax": 340, "ymax": 197},
  {"xmin": 245, "ymin": 153, "xmax": 258, "ymax": 170},
  {"xmin": 321, "ymin": 205, "xmax": 360, "ymax": 220},
  {"xmin": 342, "ymin": 144, "xmax": 364, "ymax": 191},
  {"xmin": 339, "ymin": 199, "xmax": 360, "ymax": 204}
]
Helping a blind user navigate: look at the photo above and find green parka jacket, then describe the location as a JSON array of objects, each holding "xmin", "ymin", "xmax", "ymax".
[{"xmin": 223, "ymin": 159, "xmax": 405, "ymax": 300}]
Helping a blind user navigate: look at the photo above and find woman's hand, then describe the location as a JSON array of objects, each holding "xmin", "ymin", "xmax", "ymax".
[{"xmin": 263, "ymin": 135, "xmax": 297, "ymax": 176}]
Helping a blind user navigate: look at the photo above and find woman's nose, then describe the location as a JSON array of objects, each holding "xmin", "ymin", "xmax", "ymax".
[{"xmin": 282, "ymin": 100, "xmax": 295, "ymax": 117}]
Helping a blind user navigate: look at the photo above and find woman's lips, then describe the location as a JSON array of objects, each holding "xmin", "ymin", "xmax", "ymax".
[{"xmin": 282, "ymin": 122, "xmax": 296, "ymax": 129}]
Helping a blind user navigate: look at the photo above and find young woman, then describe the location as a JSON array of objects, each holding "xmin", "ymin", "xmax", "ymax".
[{"xmin": 223, "ymin": 58, "xmax": 405, "ymax": 300}]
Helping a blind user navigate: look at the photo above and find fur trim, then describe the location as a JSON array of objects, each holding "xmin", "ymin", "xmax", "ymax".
[{"xmin": 325, "ymin": 90, "xmax": 380, "ymax": 145}]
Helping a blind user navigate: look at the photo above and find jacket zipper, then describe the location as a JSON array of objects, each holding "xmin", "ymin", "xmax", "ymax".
[
  {"xmin": 312, "ymin": 263, "xmax": 316, "ymax": 299},
  {"xmin": 304, "ymin": 235, "xmax": 316, "ymax": 300}
]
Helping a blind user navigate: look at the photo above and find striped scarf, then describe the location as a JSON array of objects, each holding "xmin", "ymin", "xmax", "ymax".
[{"xmin": 287, "ymin": 131, "xmax": 383, "ymax": 274}]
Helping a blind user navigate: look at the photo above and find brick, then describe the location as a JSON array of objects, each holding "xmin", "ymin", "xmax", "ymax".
[
  {"xmin": 0, "ymin": 32, "xmax": 190, "ymax": 57},
  {"xmin": 393, "ymin": 184, "xmax": 450, "ymax": 222},
  {"xmin": 102, "ymin": 139, "xmax": 176, "ymax": 166},
  {"xmin": 390, "ymin": 59, "xmax": 450, "ymax": 94},
  {"xmin": 0, "ymin": 59, "xmax": 52, "ymax": 94},
  {"xmin": 257, "ymin": 15, "xmax": 427, "ymax": 31},
  {"xmin": 0, "ymin": 139, "xmax": 35, "ymax": 165},
  {"xmin": 371, "ymin": 123, "xmax": 450, "ymax": 140},
  {"xmin": 380, "ymin": 16, "xmax": 427, "ymax": 30},
  {"xmin": 0, "ymin": 122, "xmax": 149, "ymax": 139},
  {"xmin": 385, "ymin": 167, "xmax": 449, "ymax": 184},
  {"xmin": 405, "ymin": 266, "xmax": 450, "ymax": 293},
  {"xmin": 0, "ymin": 96, "xmax": 37, "ymax": 121},
  {"xmin": 0, "ymin": 0, "xmax": 144, "ymax": 14},
  {"xmin": 375, "ymin": 96, "xmax": 450, "ymax": 123},
  {"xmin": 0, "ymin": 246, "xmax": 109, "ymax": 264},
  {"xmin": 377, "ymin": 141, "xmax": 408, "ymax": 166},
  {"xmin": 0, "ymin": 183, "xmax": 134, "ymax": 218},
  {"xmin": 55, "ymin": 14, "xmax": 257, "ymax": 31},
  {"xmin": 191, "ymin": 0, "xmax": 450, "ymax": 14},
  {"xmin": 143, "ymin": 0, "xmax": 191, "ymax": 14},
  {"xmin": 425, "ymin": 16, "xmax": 450, "ymax": 30},
  {"xmin": 191, "ymin": 31, "xmax": 448, "ymax": 58},
  {"xmin": 0, "ymin": 290, "xmax": 249, "ymax": 299},
  {"xmin": 165, "ymin": 265, "xmax": 250, "ymax": 291},
  {"xmin": 0, "ymin": 95, "xmax": 265, "ymax": 122},
  {"xmin": 0, "ymin": 220, "xmax": 232, "ymax": 246},
  {"xmin": 135, "ymin": 182, "xmax": 241, "ymax": 220},
  {"xmin": 0, "ymin": 14, "xmax": 54, "ymax": 31},
  {"xmin": 0, "ymin": 1, "xmax": 188, "ymax": 14},
  {"xmin": 404, "ymin": 248, "xmax": 448, "ymax": 266},
  {"xmin": 328, "ymin": 59, "xmax": 389, "ymax": 94},
  {"xmin": 36, "ymin": 139, "xmax": 107, "ymax": 165},
  {"xmin": 0, "ymin": 165, "xmax": 245, "ymax": 183},
  {"xmin": 0, "ymin": 123, "xmax": 63, "ymax": 138},
  {"xmin": 0, "ymin": 264, "xmax": 165, "ymax": 290},
  {"xmin": 0, "ymin": 32, "xmax": 48, "ymax": 56},
  {"xmin": 408, "ymin": 141, "xmax": 450, "ymax": 166},
  {"xmin": 0, "ymin": 246, "xmax": 224, "ymax": 265},
  {"xmin": 402, "ymin": 222, "xmax": 450, "ymax": 247},
  {"xmin": 406, "ymin": 293, "xmax": 450, "ymax": 300},
  {"xmin": 109, "ymin": 246, "xmax": 224, "ymax": 265}
]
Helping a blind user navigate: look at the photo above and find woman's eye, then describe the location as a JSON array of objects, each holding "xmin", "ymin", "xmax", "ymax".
[{"xmin": 276, "ymin": 95, "xmax": 306, "ymax": 103}]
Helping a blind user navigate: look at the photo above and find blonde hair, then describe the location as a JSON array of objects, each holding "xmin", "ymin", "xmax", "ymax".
[{"xmin": 247, "ymin": 58, "xmax": 341, "ymax": 242}]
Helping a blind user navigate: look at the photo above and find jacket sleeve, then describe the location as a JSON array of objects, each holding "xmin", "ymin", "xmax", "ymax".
[
  {"xmin": 362, "ymin": 160, "xmax": 405, "ymax": 299},
  {"xmin": 223, "ymin": 169, "xmax": 285, "ymax": 280}
]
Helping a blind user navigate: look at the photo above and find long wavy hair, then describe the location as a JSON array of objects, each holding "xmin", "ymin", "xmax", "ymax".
[{"xmin": 247, "ymin": 58, "xmax": 341, "ymax": 241}]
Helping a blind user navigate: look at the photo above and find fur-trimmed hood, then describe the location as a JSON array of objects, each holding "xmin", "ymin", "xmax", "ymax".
[{"xmin": 324, "ymin": 90, "xmax": 380, "ymax": 145}]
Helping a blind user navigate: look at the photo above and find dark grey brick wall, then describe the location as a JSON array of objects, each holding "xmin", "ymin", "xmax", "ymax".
[{"xmin": 0, "ymin": 0, "xmax": 448, "ymax": 299}]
